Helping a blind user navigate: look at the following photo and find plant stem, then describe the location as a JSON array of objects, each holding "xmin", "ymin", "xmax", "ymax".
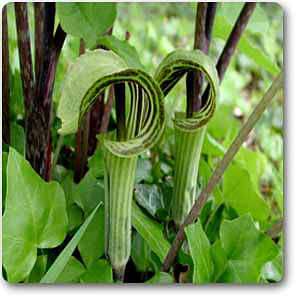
[
  {"xmin": 186, "ymin": 3, "xmax": 217, "ymax": 117},
  {"xmin": 186, "ymin": 3, "xmax": 208, "ymax": 117},
  {"xmin": 74, "ymin": 39, "xmax": 90, "ymax": 183},
  {"xmin": 217, "ymin": 3, "xmax": 256, "ymax": 81},
  {"xmin": 15, "ymin": 3, "xmax": 66, "ymax": 180},
  {"xmin": 2, "ymin": 6, "xmax": 10, "ymax": 145},
  {"xmin": 205, "ymin": 3, "xmax": 217, "ymax": 42},
  {"xmin": 162, "ymin": 72, "xmax": 284, "ymax": 272},
  {"xmin": 14, "ymin": 3, "xmax": 35, "ymax": 112},
  {"xmin": 202, "ymin": 2, "xmax": 256, "ymax": 103}
]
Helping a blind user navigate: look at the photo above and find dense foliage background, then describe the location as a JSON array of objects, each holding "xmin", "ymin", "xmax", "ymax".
[{"xmin": 2, "ymin": 3, "xmax": 283, "ymax": 283}]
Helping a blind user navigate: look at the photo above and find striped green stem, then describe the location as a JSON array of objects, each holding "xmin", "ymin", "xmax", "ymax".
[
  {"xmin": 104, "ymin": 147, "xmax": 137, "ymax": 280},
  {"xmin": 172, "ymin": 126, "xmax": 206, "ymax": 225},
  {"xmin": 155, "ymin": 49, "xmax": 219, "ymax": 225}
]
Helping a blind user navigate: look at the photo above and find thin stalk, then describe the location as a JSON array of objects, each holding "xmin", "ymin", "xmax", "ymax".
[
  {"xmin": 2, "ymin": 6, "xmax": 10, "ymax": 145},
  {"xmin": 186, "ymin": 3, "xmax": 208, "ymax": 117},
  {"xmin": 205, "ymin": 3, "xmax": 217, "ymax": 42},
  {"xmin": 216, "ymin": 2, "xmax": 256, "ymax": 81},
  {"xmin": 202, "ymin": 2, "xmax": 257, "ymax": 105},
  {"xmin": 14, "ymin": 3, "xmax": 35, "ymax": 112},
  {"xmin": 74, "ymin": 39, "xmax": 90, "ymax": 183},
  {"xmin": 162, "ymin": 72, "xmax": 284, "ymax": 272}
]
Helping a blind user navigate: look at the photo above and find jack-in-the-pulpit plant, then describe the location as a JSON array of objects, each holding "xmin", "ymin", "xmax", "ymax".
[
  {"xmin": 57, "ymin": 49, "xmax": 165, "ymax": 279},
  {"xmin": 154, "ymin": 49, "xmax": 219, "ymax": 226}
]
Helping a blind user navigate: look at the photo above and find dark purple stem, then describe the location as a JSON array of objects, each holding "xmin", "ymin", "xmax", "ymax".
[
  {"xmin": 17, "ymin": 2, "xmax": 65, "ymax": 181},
  {"xmin": 202, "ymin": 3, "xmax": 256, "ymax": 103},
  {"xmin": 186, "ymin": 3, "xmax": 217, "ymax": 116},
  {"xmin": 74, "ymin": 39, "xmax": 90, "ymax": 183},
  {"xmin": 14, "ymin": 3, "xmax": 35, "ymax": 112},
  {"xmin": 186, "ymin": 3, "xmax": 208, "ymax": 117},
  {"xmin": 217, "ymin": 3, "xmax": 256, "ymax": 81},
  {"xmin": 2, "ymin": 6, "xmax": 10, "ymax": 145}
]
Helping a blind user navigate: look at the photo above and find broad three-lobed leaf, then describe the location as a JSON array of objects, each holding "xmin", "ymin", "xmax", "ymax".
[{"xmin": 2, "ymin": 148, "xmax": 68, "ymax": 282}]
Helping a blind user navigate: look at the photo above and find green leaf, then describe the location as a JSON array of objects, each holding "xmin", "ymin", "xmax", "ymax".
[
  {"xmin": 219, "ymin": 214, "xmax": 279, "ymax": 283},
  {"xmin": 40, "ymin": 203, "xmax": 101, "ymax": 283},
  {"xmin": 131, "ymin": 232, "xmax": 152, "ymax": 272},
  {"xmin": 10, "ymin": 123, "xmax": 25, "ymax": 155},
  {"xmin": 26, "ymin": 255, "xmax": 48, "ymax": 283},
  {"xmin": 135, "ymin": 157, "xmax": 153, "ymax": 183},
  {"xmin": 132, "ymin": 201, "xmax": 170, "ymax": 262},
  {"xmin": 185, "ymin": 220, "xmax": 214, "ymax": 284},
  {"xmin": 202, "ymin": 133, "xmax": 226, "ymax": 157},
  {"xmin": 56, "ymin": 3, "xmax": 117, "ymax": 48},
  {"xmin": 261, "ymin": 253, "xmax": 283, "ymax": 282},
  {"xmin": 88, "ymin": 146, "xmax": 105, "ymax": 178},
  {"xmin": 55, "ymin": 256, "xmax": 86, "ymax": 283},
  {"xmin": 223, "ymin": 163, "xmax": 270, "ymax": 221},
  {"xmin": 146, "ymin": 272, "xmax": 174, "ymax": 284},
  {"xmin": 210, "ymin": 240, "xmax": 227, "ymax": 282},
  {"xmin": 236, "ymin": 147, "xmax": 268, "ymax": 186},
  {"xmin": 75, "ymin": 171, "xmax": 105, "ymax": 217},
  {"xmin": 207, "ymin": 104, "xmax": 240, "ymax": 141},
  {"xmin": 78, "ymin": 206, "xmax": 105, "ymax": 268},
  {"xmin": 80, "ymin": 260, "xmax": 113, "ymax": 283},
  {"xmin": 97, "ymin": 35, "xmax": 144, "ymax": 69},
  {"xmin": 3, "ymin": 148, "xmax": 68, "ymax": 283},
  {"xmin": 205, "ymin": 204, "xmax": 226, "ymax": 243},
  {"xmin": 61, "ymin": 173, "xmax": 84, "ymax": 231},
  {"xmin": 213, "ymin": 16, "xmax": 279, "ymax": 76},
  {"xmin": 134, "ymin": 184, "xmax": 165, "ymax": 217}
]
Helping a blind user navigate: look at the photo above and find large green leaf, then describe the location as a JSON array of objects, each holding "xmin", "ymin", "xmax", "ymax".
[
  {"xmin": 2, "ymin": 148, "xmax": 68, "ymax": 283},
  {"xmin": 78, "ymin": 206, "xmax": 105, "ymax": 268},
  {"xmin": 223, "ymin": 163, "xmax": 270, "ymax": 221},
  {"xmin": 185, "ymin": 220, "xmax": 214, "ymax": 284},
  {"xmin": 219, "ymin": 214, "xmax": 279, "ymax": 283},
  {"xmin": 56, "ymin": 3, "xmax": 117, "ymax": 48},
  {"xmin": 40, "ymin": 204, "xmax": 101, "ymax": 283},
  {"xmin": 132, "ymin": 201, "xmax": 170, "ymax": 262}
]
